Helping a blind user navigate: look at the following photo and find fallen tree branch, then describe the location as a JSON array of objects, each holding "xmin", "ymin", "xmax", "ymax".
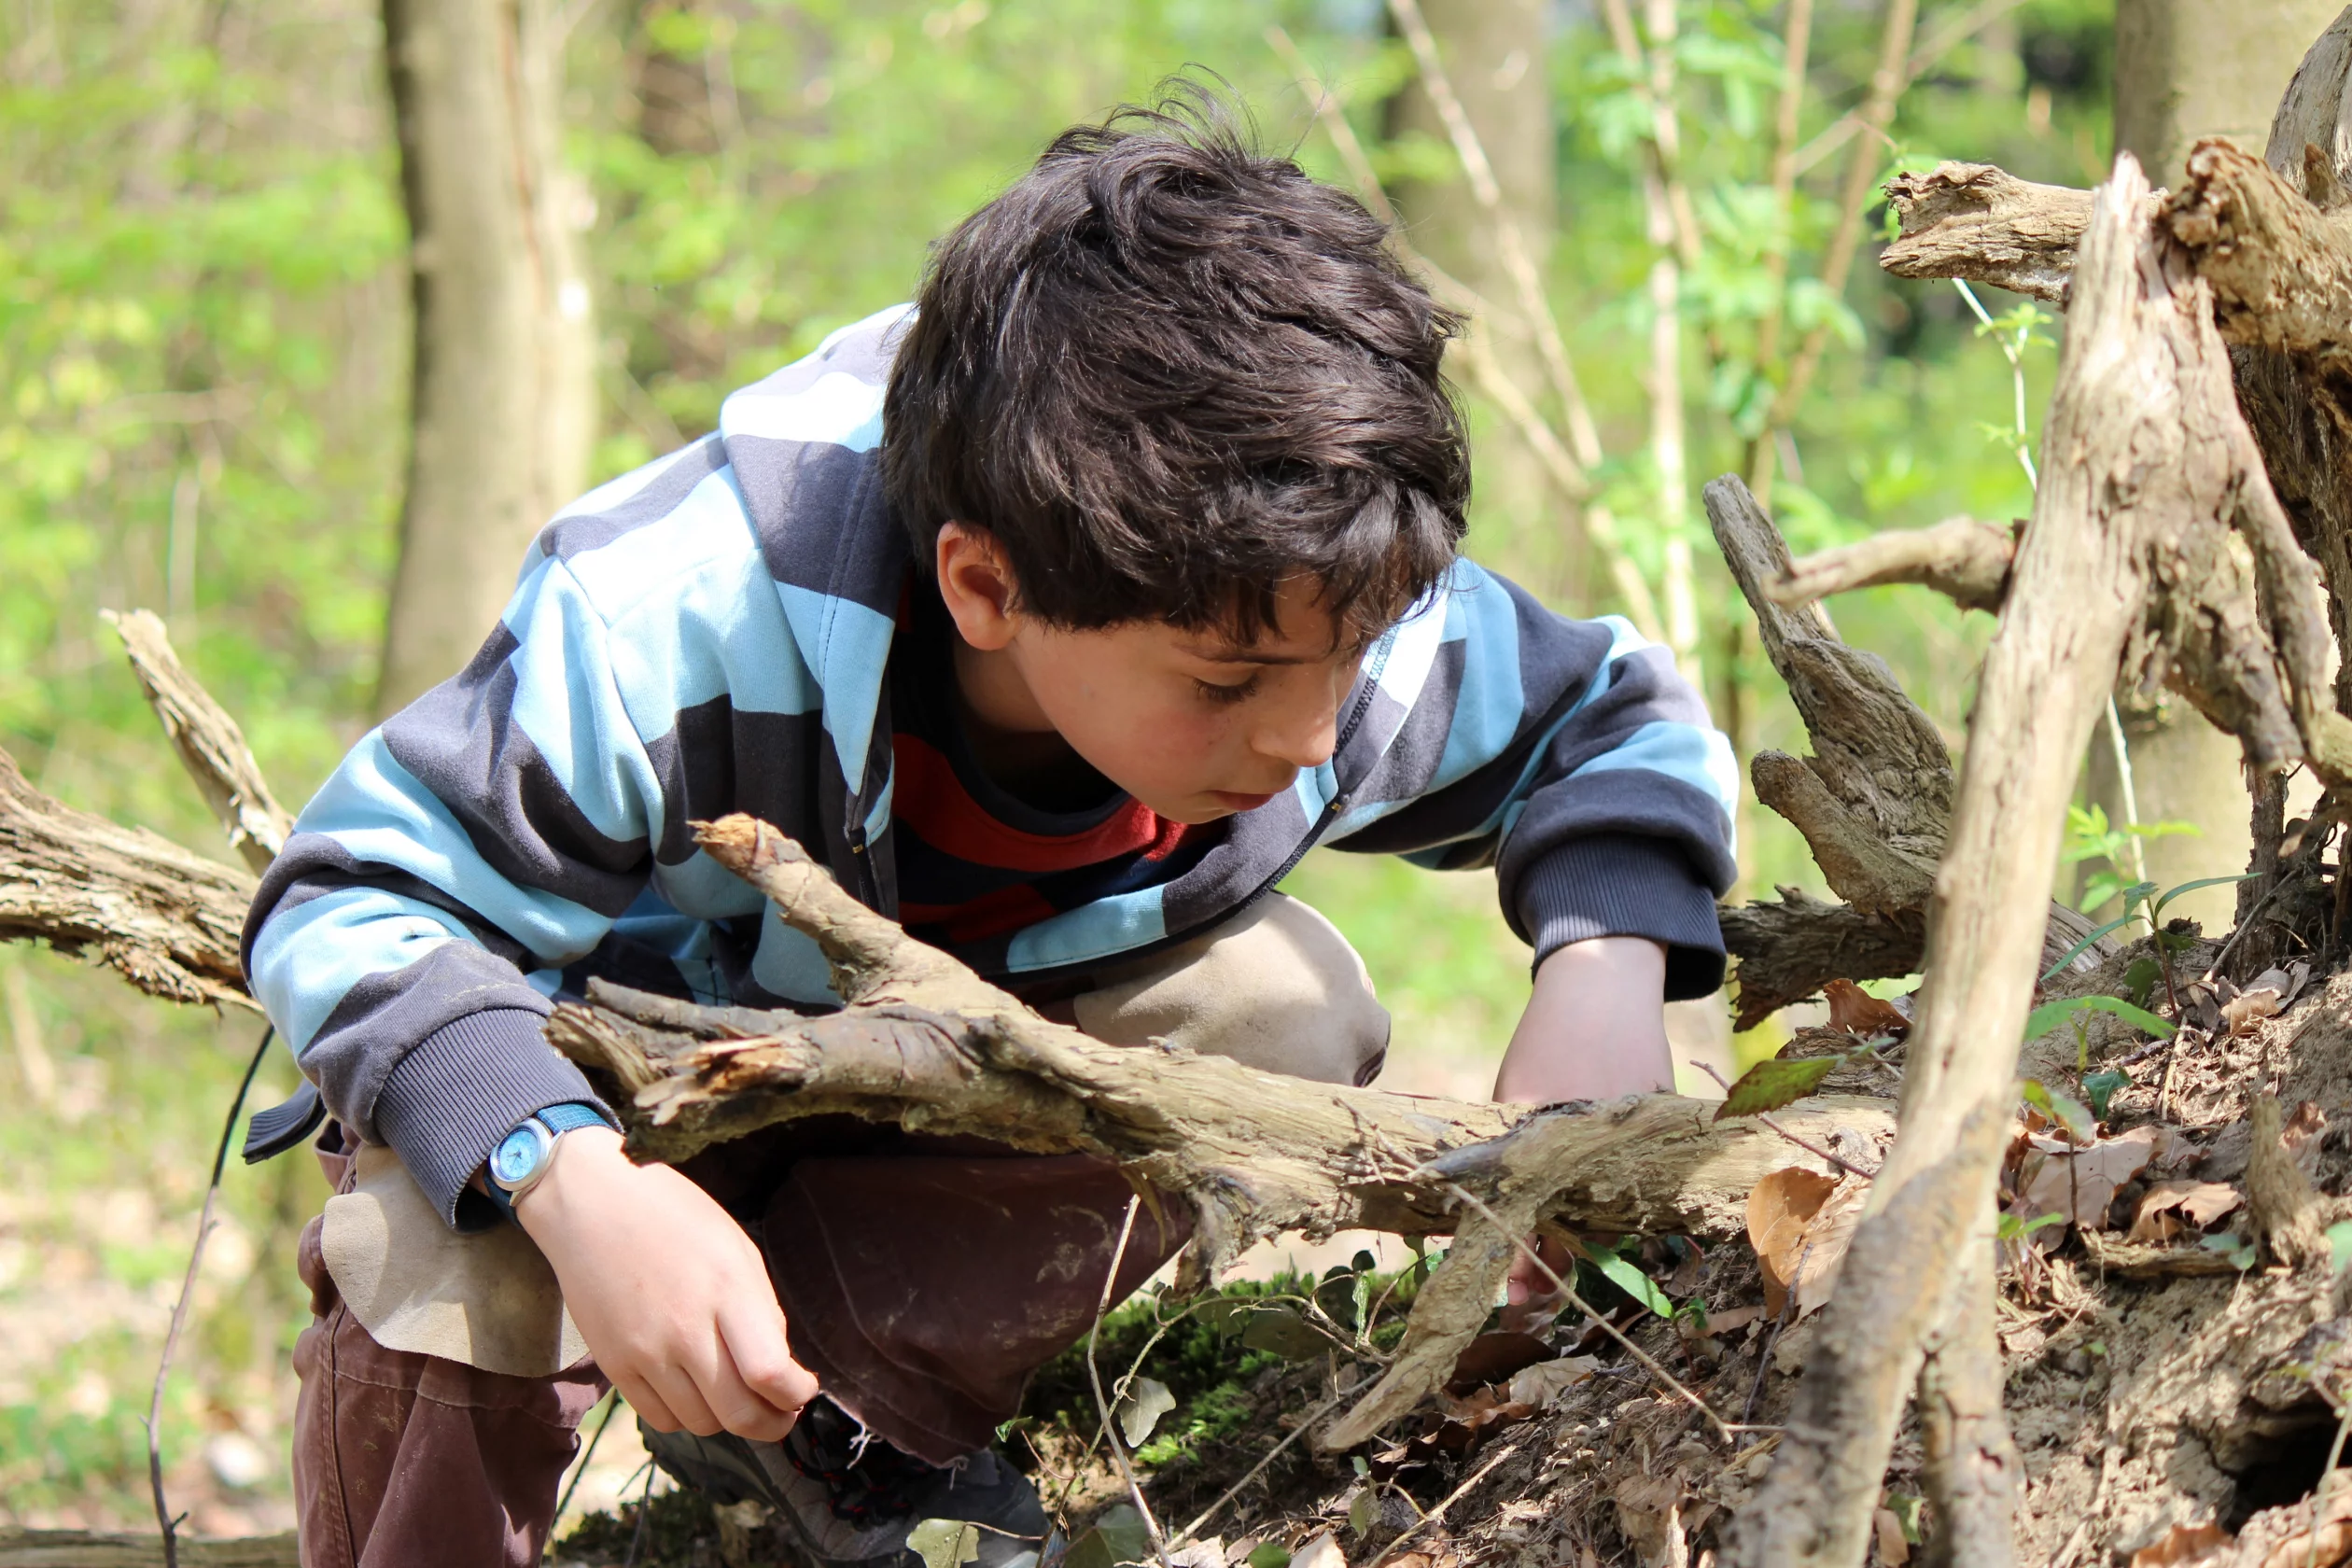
[
  {"xmin": 1705, "ymin": 476, "xmax": 2113, "ymax": 1020},
  {"xmin": 0, "ymin": 743, "xmax": 259, "ymax": 1012},
  {"xmin": 1718, "ymin": 890, "xmax": 1925, "ymax": 1034},
  {"xmin": 547, "ymin": 816, "xmax": 1898, "ymax": 1449},
  {"xmin": 1879, "ymin": 163, "xmax": 2105, "ymax": 303}
]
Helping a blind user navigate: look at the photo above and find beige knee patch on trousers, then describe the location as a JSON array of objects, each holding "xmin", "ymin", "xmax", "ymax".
[{"xmin": 1071, "ymin": 892, "xmax": 1390, "ymax": 1085}]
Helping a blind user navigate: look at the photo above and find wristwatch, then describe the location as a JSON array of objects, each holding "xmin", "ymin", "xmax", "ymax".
[{"xmin": 483, "ymin": 1102, "xmax": 610, "ymax": 1224}]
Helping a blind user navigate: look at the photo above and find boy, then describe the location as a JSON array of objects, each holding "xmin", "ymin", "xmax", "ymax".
[{"xmin": 245, "ymin": 96, "xmax": 1736, "ymax": 1568}]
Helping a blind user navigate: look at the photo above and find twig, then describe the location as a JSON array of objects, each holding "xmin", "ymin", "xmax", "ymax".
[
  {"xmin": 2309, "ymin": 1382, "xmax": 2352, "ymax": 1568},
  {"xmin": 623, "ymin": 1462, "xmax": 657, "ymax": 1568},
  {"xmin": 1743, "ymin": 1247, "xmax": 1808, "ymax": 1425},
  {"xmin": 1752, "ymin": 0, "xmax": 1922, "ymax": 504},
  {"xmin": 1085, "ymin": 1197, "xmax": 1173, "ymax": 1568},
  {"xmin": 1691, "ymin": 1059, "xmax": 1880, "ymax": 1179},
  {"xmin": 1751, "ymin": 0, "xmax": 1817, "ymax": 377},
  {"xmin": 144, "ymin": 1023, "xmax": 276, "ymax": 1568},
  {"xmin": 1385, "ymin": 0, "xmax": 1603, "ymax": 471},
  {"xmin": 1437, "ymin": 1180, "xmax": 1747, "ymax": 1444},
  {"xmin": 1177, "ymin": 1371, "xmax": 1379, "ymax": 1543},
  {"xmin": 1379, "ymin": 1442, "xmax": 1521, "ymax": 1555},
  {"xmin": 2209, "ymin": 875, "xmax": 2292, "ymax": 981},
  {"xmin": 551, "ymin": 1390, "xmax": 621, "ymax": 1545}
]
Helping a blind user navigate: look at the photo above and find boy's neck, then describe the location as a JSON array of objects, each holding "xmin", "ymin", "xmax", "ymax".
[{"xmin": 947, "ymin": 635, "xmax": 1115, "ymax": 812}]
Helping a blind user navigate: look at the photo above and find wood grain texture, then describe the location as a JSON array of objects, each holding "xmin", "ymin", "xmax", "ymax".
[{"xmin": 106, "ymin": 609, "xmax": 292, "ymax": 874}]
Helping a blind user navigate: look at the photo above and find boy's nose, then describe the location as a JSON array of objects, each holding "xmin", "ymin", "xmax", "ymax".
[{"xmin": 1253, "ymin": 700, "xmax": 1339, "ymax": 772}]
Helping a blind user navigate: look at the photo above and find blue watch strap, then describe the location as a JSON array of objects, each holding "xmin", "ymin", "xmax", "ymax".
[{"xmin": 483, "ymin": 1102, "xmax": 613, "ymax": 1225}]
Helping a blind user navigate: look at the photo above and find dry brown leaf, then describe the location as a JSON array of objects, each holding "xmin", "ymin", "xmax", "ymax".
[
  {"xmin": 2223, "ymin": 987, "xmax": 2284, "ymax": 1035},
  {"xmin": 1445, "ymin": 1330, "xmax": 1554, "ymax": 1395},
  {"xmin": 1747, "ymin": 1167, "xmax": 1839, "ymax": 1317},
  {"xmin": 2127, "ymin": 1180, "xmax": 2243, "ymax": 1243},
  {"xmin": 1824, "ymin": 978, "xmax": 1910, "ymax": 1037},
  {"xmin": 1701, "ymin": 1305, "xmax": 1766, "ymax": 1336},
  {"xmin": 1292, "ymin": 1532, "xmax": 1347, "ymax": 1568},
  {"xmin": 1614, "ymin": 1475, "xmax": 1689, "ymax": 1568},
  {"xmin": 1745, "ymin": 1167, "xmax": 1862, "ymax": 1317},
  {"xmin": 1508, "ymin": 1354, "xmax": 1600, "ymax": 1408},
  {"xmin": 2018, "ymin": 1124, "xmax": 2161, "ymax": 1236},
  {"xmin": 2126, "ymin": 1519, "xmax": 2229, "ymax": 1567},
  {"xmin": 1872, "ymin": 1506, "xmax": 1911, "ymax": 1566},
  {"xmin": 1794, "ymin": 1182, "xmax": 1866, "ymax": 1316}
]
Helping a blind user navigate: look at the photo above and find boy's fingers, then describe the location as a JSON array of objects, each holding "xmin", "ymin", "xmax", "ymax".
[
  {"xmin": 615, "ymin": 1373, "xmax": 682, "ymax": 1435},
  {"xmin": 646, "ymin": 1364, "xmax": 725, "ymax": 1438},
  {"xmin": 720, "ymin": 1299, "xmax": 820, "ymax": 1416}
]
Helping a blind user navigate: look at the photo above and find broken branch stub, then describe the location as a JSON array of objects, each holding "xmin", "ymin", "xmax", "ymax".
[
  {"xmin": 0, "ymin": 743, "xmax": 259, "ymax": 1012},
  {"xmin": 105, "ymin": 610, "xmax": 293, "ymax": 875},
  {"xmin": 1879, "ymin": 161, "xmax": 2115, "ymax": 303},
  {"xmin": 1771, "ymin": 515, "xmax": 2018, "ymax": 617},
  {"xmin": 1704, "ymin": 476, "xmax": 2112, "ymax": 1025}
]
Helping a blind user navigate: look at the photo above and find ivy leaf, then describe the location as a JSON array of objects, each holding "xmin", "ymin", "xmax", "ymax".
[
  {"xmin": 1116, "ymin": 1376, "xmax": 1176, "ymax": 1448},
  {"xmin": 1712, "ymin": 1055, "xmax": 1841, "ymax": 1120},
  {"xmin": 1587, "ymin": 1247, "xmax": 1674, "ymax": 1318},
  {"xmin": 2082, "ymin": 1070, "xmax": 2130, "ymax": 1122}
]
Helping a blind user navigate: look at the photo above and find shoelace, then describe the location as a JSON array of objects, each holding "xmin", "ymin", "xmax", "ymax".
[{"xmin": 784, "ymin": 1412, "xmax": 944, "ymax": 1524}]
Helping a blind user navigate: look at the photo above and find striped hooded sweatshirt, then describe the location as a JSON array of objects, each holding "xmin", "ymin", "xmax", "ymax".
[{"xmin": 243, "ymin": 305, "xmax": 1742, "ymax": 1225}]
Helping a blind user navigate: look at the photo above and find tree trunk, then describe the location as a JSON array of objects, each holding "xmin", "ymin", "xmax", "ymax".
[
  {"xmin": 2115, "ymin": 0, "xmax": 2346, "ymax": 188},
  {"xmin": 1386, "ymin": 0, "xmax": 1577, "ymax": 601},
  {"xmin": 375, "ymin": 0, "xmax": 596, "ymax": 717},
  {"xmin": 2091, "ymin": 0, "xmax": 2344, "ymax": 929}
]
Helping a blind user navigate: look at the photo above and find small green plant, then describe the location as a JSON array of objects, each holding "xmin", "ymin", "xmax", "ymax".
[{"xmin": 2060, "ymin": 804, "xmax": 2200, "ymax": 917}]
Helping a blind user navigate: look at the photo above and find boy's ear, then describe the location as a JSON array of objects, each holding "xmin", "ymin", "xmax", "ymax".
[{"xmin": 934, "ymin": 521, "xmax": 1021, "ymax": 651}]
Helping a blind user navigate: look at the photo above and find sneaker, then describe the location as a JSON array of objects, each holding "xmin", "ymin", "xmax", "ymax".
[{"xmin": 641, "ymin": 1398, "xmax": 1055, "ymax": 1568}]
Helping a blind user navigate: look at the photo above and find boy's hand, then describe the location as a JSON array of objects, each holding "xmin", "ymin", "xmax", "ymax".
[
  {"xmin": 1491, "ymin": 936, "xmax": 1672, "ymax": 1306},
  {"xmin": 515, "ymin": 1126, "xmax": 819, "ymax": 1439}
]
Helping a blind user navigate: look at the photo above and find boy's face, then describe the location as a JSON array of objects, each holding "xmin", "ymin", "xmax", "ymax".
[{"xmin": 934, "ymin": 525, "xmax": 1370, "ymax": 824}]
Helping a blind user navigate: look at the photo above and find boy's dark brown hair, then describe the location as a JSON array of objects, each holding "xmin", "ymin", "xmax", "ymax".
[{"xmin": 881, "ymin": 80, "xmax": 1470, "ymax": 645}]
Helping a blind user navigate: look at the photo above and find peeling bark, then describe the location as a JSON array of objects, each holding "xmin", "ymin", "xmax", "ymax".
[
  {"xmin": 0, "ymin": 745, "xmax": 258, "ymax": 1012},
  {"xmin": 105, "ymin": 610, "xmax": 293, "ymax": 874}
]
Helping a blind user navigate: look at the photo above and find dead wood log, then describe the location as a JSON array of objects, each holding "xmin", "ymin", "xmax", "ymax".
[
  {"xmin": 1878, "ymin": 162, "xmax": 2107, "ymax": 303},
  {"xmin": 104, "ymin": 610, "xmax": 293, "ymax": 874},
  {"xmin": 548, "ymin": 815, "xmax": 1897, "ymax": 1449},
  {"xmin": 1716, "ymin": 891, "xmax": 1925, "ymax": 1033},
  {"xmin": 0, "ymin": 743, "xmax": 259, "ymax": 1012},
  {"xmin": 1704, "ymin": 477, "xmax": 2111, "ymax": 1028},
  {"xmin": 1771, "ymin": 515, "xmax": 2019, "ymax": 616},
  {"xmin": 1731, "ymin": 153, "xmax": 2290, "ymax": 1568}
]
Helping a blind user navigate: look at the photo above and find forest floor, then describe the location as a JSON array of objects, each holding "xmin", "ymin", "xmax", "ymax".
[{"xmin": 546, "ymin": 919, "xmax": 2352, "ymax": 1568}]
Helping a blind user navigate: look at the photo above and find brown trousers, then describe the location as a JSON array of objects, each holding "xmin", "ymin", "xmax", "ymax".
[{"xmin": 289, "ymin": 894, "xmax": 1389, "ymax": 1567}]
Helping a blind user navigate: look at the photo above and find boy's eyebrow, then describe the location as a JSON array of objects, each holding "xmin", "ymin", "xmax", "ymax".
[{"xmin": 1179, "ymin": 635, "xmax": 1378, "ymax": 665}]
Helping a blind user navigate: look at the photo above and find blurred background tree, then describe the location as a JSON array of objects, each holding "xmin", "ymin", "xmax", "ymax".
[{"xmin": 0, "ymin": 0, "xmax": 2143, "ymax": 1533}]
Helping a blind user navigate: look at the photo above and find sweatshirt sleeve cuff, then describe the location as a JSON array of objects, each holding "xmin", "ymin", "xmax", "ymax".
[
  {"xmin": 370, "ymin": 1009, "xmax": 616, "ymax": 1225},
  {"xmin": 1515, "ymin": 833, "xmax": 1727, "ymax": 1001}
]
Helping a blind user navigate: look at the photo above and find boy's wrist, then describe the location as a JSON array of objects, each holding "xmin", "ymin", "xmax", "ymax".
[{"xmin": 510, "ymin": 1123, "xmax": 628, "ymax": 1235}]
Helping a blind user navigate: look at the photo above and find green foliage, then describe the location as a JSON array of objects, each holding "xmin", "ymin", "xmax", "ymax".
[
  {"xmin": 2023, "ymin": 994, "xmax": 2175, "ymax": 1045},
  {"xmin": 1712, "ymin": 1053, "xmax": 1842, "ymax": 1119},
  {"xmin": 2062, "ymin": 805, "xmax": 2201, "ymax": 916}
]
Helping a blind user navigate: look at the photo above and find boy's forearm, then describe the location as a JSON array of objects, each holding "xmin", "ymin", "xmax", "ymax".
[{"xmin": 1491, "ymin": 935, "xmax": 1672, "ymax": 1104}]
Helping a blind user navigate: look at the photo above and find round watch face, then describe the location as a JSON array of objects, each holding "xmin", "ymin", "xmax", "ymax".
[{"xmin": 489, "ymin": 1124, "xmax": 545, "ymax": 1187}]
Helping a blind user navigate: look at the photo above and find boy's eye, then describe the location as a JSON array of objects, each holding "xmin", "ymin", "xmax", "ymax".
[{"xmin": 1195, "ymin": 674, "xmax": 1261, "ymax": 707}]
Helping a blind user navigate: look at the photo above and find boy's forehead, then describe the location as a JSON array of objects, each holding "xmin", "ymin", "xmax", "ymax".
[{"xmin": 1173, "ymin": 603, "xmax": 1351, "ymax": 665}]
